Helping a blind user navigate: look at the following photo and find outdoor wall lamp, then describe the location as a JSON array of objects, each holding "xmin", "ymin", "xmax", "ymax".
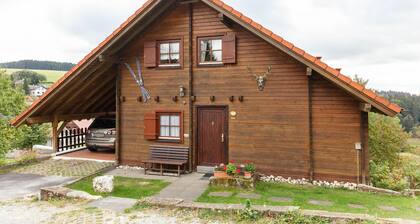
[{"xmin": 179, "ymin": 85, "xmax": 186, "ymax": 97}]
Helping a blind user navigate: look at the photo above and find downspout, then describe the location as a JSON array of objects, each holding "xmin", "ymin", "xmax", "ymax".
[{"xmin": 188, "ymin": 2, "xmax": 194, "ymax": 172}]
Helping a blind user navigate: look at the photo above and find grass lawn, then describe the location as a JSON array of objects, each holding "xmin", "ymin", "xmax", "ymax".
[
  {"xmin": 197, "ymin": 182, "xmax": 420, "ymax": 220},
  {"xmin": 3, "ymin": 68, "xmax": 66, "ymax": 82},
  {"xmin": 67, "ymin": 176, "xmax": 169, "ymax": 199}
]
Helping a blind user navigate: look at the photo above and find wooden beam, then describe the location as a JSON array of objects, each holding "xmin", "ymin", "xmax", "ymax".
[
  {"xmin": 360, "ymin": 103, "xmax": 372, "ymax": 112},
  {"xmin": 98, "ymin": 54, "xmax": 121, "ymax": 64},
  {"xmin": 58, "ymin": 121, "xmax": 68, "ymax": 134},
  {"xmin": 76, "ymin": 78, "xmax": 116, "ymax": 114},
  {"xmin": 51, "ymin": 116, "xmax": 59, "ymax": 153},
  {"xmin": 69, "ymin": 70, "xmax": 116, "ymax": 114},
  {"xmin": 27, "ymin": 112, "xmax": 116, "ymax": 124},
  {"xmin": 306, "ymin": 67, "xmax": 313, "ymax": 77},
  {"xmin": 115, "ymin": 65, "xmax": 121, "ymax": 164},
  {"xmin": 218, "ymin": 13, "xmax": 233, "ymax": 28},
  {"xmin": 55, "ymin": 64, "xmax": 115, "ymax": 114}
]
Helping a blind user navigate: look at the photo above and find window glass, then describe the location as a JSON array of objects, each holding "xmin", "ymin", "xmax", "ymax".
[
  {"xmin": 158, "ymin": 113, "xmax": 181, "ymax": 139},
  {"xmin": 199, "ymin": 37, "xmax": 222, "ymax": 63},
  {"xmin": 212, "ymin": 39, "xmax": 222, "ymax": 50},
  {"xmin": 159, "ymin": 41, "xmax": 181, "ymax": 66},
  {"xmin": 160, "ymin": 43, "xmax": 169, "ymax": 54}
]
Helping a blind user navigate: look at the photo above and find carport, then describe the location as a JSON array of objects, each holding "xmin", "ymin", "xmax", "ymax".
[{"xmin": 10, "ymin": 0, "xmax": 176, "ymax": 163}]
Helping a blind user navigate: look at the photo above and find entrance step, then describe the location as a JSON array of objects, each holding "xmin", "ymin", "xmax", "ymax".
[{"xmin": 197, "ymin": 166, "xmax": 214, "ymax": 174}]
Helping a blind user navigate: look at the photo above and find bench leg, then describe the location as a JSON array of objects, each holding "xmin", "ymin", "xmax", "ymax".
[
  {"xmin": 178, "ymin": 165, "xmax": 180, "ymax": 177},
  {"xmin": 160, "ymin": 164, "xmax": 163, "ymax": 176},
  {"xmin": 144, "ymin": 163, "xmax": 147, "ymax": 175}
]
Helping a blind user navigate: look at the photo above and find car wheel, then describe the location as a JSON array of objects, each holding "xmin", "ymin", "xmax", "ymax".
[{"xmin": 87, "ymin": 147, "xmax": 98, "ymax": 152}]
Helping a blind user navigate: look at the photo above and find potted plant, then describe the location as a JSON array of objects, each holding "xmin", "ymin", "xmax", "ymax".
[
  {"xmin": 226, "ymin": 162, "xmax": 238, "ymax": 176},
  {"xmin": 213, "ymin": 163, "xmax": 229, "ymax": 178},
  {"xmin": 244, "ymin": 162, "xmax": 256, "ymax": 179}
]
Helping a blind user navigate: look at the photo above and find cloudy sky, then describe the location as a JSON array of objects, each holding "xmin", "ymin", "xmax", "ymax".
[{"xmin": 0, "ymin": 0, "xmax": 419, "ymax": 94}]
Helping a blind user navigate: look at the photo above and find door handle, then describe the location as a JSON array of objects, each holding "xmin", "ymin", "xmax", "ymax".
[{"xmin": 221, "ymin": 133, "xmax": 225, "ymax": 143}]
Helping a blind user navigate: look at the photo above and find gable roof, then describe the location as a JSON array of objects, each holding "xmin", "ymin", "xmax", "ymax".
[{"xmin": 11, "ymin": 0, "xmax": 401, "ymax": 126}]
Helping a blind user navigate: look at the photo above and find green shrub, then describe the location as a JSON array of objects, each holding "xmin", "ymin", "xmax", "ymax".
[
  {"xmin": 370, "ymin": 161, "xmax": 408, "ymax": 191},
  {"xmin": 275, "ymin": 211, "xmax": 330, "ymax": 224},
  {"xmin": 226, "ymin": 163, "xmax": 238, "ymax": 175},
  {"xmin": 237, "ymin": 199, "xmax": 260, "ymax": 221}
]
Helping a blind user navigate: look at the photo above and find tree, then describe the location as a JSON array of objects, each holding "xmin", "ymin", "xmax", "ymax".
[
  {"xmin": 369, "ymin": 113, "xmax": 410, "ymax": 167},
  {"xmin": 10, "ymin": 70, "xmax": 47, "ymax": 86},
  {"xmin": 401, "ymin": 114, "xmax": 415, "ymax": 132},
  {"xmin": 0, "ymin": 71, "xmax": 48, "ymax": 158},
  {"xmin": 353, "ymin": 74, "xmax": 369, "ymax": 87}
]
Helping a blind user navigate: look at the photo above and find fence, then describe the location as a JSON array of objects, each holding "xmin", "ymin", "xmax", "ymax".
[{"xmin": 58, "ymin": 128, "xmax": 87, "ymax": 152}]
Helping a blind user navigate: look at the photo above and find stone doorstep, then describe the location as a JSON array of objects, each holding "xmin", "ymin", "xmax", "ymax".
[
  {"xmin": 378, "ymin": 205, "xmax": 399, "ymax": 212},
  {"xmin": 236, "ymin": 193, "xmax": 261, "ymax": 199},
  {"xmin": 308, "ymin": 200, "xmax": 334, "ymax": 206}
]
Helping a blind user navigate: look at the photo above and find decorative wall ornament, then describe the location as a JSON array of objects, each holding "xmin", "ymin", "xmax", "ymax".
[
  {"xmin": 238, "ymin": 96, "xmax": 244, "ymax": 102},
  {"xmin": 154, "ymin": 96, "xmax": 160, "ymax": 103},
  {"xmin": 123, "ymin": 58, "xmax": 151, "ymax": 103},
  {"xmin": 210, "ymin": 96, "xmax": 216, "ymax": 102},
  {"xmin": 229, "ymin": 96, "xmax": 235, "ymax": 102},
  {"xmin": 247, "ymin": 65, "xmax": 272, "ymax": 91},
  {"xmin": 172, "ymin": 96, "xmax": 178, "ymax": 102}
]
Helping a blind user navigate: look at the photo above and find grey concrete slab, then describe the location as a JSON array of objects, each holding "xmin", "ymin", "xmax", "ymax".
[
  {"xmin": 269, "ymin": 197, "xmax": 293, "ymax": 202},
  {"xmin": 416, "ymin": 207, "xmax": 420, "ymax": 211},
  {"xmin": 88, "ymin": 196, "xmax": 137, "ymax": 212},
  {"xmin": 208, "ymin": 191, "xmax": 233, "ymax": 197},
  {"xmin": 378, "ymin": 205, "xmax": 398, "ymax": 211},
  {"xmin": 236, "ymin": 193, "xmax": 261, "ymax": 199},
  {"xmin": 348, "ymin": 204, "xmax": 366, "ymax": 209},
  {"xmin": 0, "ymin": 172, "xmax": 74, "ymax": 200},
  {"xmin": 153, "ymin": 173, "xmax": 208, "ymax": 202},
  {"xmin": 308, "ymin": 200, "xmax": 333, "ymax": 206}
]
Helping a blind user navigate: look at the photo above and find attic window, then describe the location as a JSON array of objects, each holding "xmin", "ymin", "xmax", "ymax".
[{"xmin": 158, "ymin": 40, "xmax": 181, "ymax": 67}]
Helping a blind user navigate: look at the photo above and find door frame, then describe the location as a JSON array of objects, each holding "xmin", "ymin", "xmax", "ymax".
[{"xmin": 195, "ymin": 105, "xmax": 229, "ymax": 167}]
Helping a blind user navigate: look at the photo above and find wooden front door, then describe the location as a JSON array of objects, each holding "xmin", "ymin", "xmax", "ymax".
[{"xmin": 197, "ymin": 106, "xmax": 228, "ymax": 166}]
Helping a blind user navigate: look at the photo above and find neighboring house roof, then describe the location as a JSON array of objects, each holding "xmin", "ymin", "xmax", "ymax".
[
  {"xmin": 66, "ymin": 119, "xmax": 93, "ymax": 129},
  {"xmin": 11, "ymin": 0, "xmax": 401, "ymax": 126},
  {"xmin": 29, "ymin": 85, "xmax": 48, "ymax": 91}
]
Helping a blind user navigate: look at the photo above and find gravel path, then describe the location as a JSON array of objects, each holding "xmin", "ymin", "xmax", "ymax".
[{"xmin": 0, "ymin": 199, "xmax": 222, "ymax": 224}]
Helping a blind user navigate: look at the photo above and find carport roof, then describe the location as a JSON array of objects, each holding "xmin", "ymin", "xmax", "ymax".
[{"xmin": 11, "ymin": 0, "xmax": 401, "ymax": 127}]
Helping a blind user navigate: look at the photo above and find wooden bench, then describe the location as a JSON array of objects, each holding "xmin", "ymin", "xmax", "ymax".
[{"xmin": 143, "ymin": 145, "xmax": 189, "ymax": 176}]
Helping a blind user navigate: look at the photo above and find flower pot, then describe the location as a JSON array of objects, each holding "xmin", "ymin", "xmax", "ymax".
[
  {"xmin": 244, "ymin": 171, "xmax": 253, "ymax": 179},
  {"xmin": 214, "ymin": 171, "xmax": 229, "ymax": 178}
]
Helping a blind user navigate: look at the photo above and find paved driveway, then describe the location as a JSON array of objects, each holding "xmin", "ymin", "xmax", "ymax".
[{"xmin": 0, "ymin": 172, "xmax": 74, "ymax": 200}]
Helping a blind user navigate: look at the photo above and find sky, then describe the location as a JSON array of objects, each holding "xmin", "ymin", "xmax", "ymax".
[{"xmin": 0, "ymin": 0, "xmax": 419, "ymax": 94}]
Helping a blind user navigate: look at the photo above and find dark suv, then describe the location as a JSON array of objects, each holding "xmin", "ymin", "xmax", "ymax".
[{"xmin": 86, "ymin": 117, "xmax": 116, "ymax": 152}]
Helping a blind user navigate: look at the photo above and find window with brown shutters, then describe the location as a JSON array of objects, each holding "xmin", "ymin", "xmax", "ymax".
[
  {"xmin": 144, "ymin": 41, "xmax": 157, "ymax": 68},
  {"xmin": 144, "ymin": 112, "xmax": 157, "ymax": 140},
  {"xmin": 222, "ymin": 33, "xmax": 236, "ymax": 64}
]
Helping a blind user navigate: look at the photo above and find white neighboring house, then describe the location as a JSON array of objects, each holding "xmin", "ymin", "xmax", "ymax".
[{"xmin": 29, "ymin": 85, "xmax": 48, "ymax": 97}]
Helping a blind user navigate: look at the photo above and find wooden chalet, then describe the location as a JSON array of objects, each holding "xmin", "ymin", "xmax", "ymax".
[{"xmin": 11, "ymin": 0, "xmax": 401, "ymax": 183}]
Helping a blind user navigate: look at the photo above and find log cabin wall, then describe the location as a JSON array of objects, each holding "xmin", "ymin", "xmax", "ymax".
[{"xmin": 118, "ymin": 1, "xmax": 365, "ymax": 182}]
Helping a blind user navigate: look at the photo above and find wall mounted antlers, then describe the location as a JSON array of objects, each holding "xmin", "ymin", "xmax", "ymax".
[{"xmin": 247, "ymin": 65, "xmax": 272, "ymax": 91}]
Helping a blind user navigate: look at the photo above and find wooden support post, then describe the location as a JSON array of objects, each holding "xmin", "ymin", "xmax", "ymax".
[
  {"xmin": 51, "ymin": 116, "xmax": 59, "ymax": 153},
  {"xmin": 116, "ymin": 65, "xmax": 121, "ymax": 163}
]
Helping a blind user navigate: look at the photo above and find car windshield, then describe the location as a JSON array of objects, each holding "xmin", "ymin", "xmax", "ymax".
[{"xmin": 90, "ymin": 118, "xmax": 115, "ymax": 129}]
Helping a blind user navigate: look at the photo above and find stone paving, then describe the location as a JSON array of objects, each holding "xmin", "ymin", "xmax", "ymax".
[
  {"xmin": 208, "ymin": 191, "xmax": 233, "ymax": 197},
  {"xmin": 15, "ymin": 159, "xmax": 114, "ymax": 177},
  {"xmin": 236, "ymin": 192, "xmax": 262, "ymax": 199},
  {"xmin": 308, "ymin": 200, "xmax": 334, "ymax": 206},
  {"xmin": 269, "ymin": 196, "xmax": 293, "ymax": 202},
  {"xmin": 347, "ymin": 204, "xmax": 366, "ymax": 209},
  {"xmin": 153, "ymin": 173, "xmax": 208, "ymax": 202},
  {"xmin": 88, "ymin": 197, "xmax": 137, "ymax": 212},
  {"xmin": 379, "ymin": 205, "xmax": 399, "ymax": 211}
]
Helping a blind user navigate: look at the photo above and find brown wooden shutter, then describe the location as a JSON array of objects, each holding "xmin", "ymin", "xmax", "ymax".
[
  {"xmin": 144, "ymin": 41, "xmax": 157, "ymax": 68},
  {"xmin": 222, "ymin": 33, "xmax": 236, "ymax": 64},
  {"xmin": 144, "ymin": 112, "xmax": 157, "ymax": 140}
]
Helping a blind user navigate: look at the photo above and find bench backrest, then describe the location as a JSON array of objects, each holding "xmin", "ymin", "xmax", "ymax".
[{"xmin": 149, "ymin": 145, "xmax": 189, "ymax": 162}]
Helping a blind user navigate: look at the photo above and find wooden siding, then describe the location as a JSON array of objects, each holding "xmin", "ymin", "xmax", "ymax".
[{"xmin": 118, "ymin": 2, "xmax": 366, "ymax": 182}]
